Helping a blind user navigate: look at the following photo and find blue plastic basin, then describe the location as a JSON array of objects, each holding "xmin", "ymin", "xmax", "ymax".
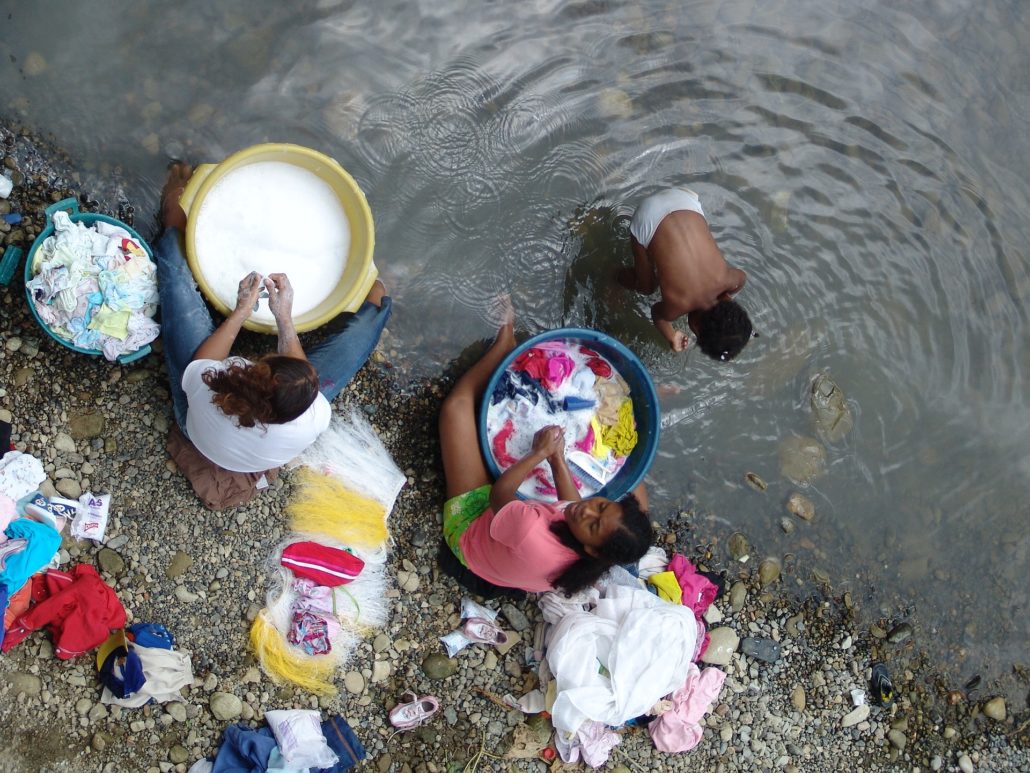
[
  {"xmin": 23, "ymin": 197, "xmax": 154, "ymax": 364},
  {"xmin": 478, "ymin": 327, "xmax": 660, "ymax": 501}
]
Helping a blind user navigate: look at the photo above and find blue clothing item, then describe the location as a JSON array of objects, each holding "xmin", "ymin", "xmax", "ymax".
[
  {"xmin": 491, "ymin": 369, "xmax": 560, "ymax": 412},
  {"xmin": 317, "ymin": 714, "xmax": 366, "ymax": 771},
  {"xmin": 154, "ymin": 228, "xmax": 393, "ymax": 434},
  {"xmin": 0, "ymin": 518, "xmax": 61, "ymax": 596},
  {"xmin": 561, "ymin": 395, "xmax": 596, "ymax": 411},
  {"xmin": 207, "ymin": 716, "xmax": 364, "ymax": 773},
  {"xmin": 210, "ymin": 724, "xmax": 277, "ymax": 773},
  {"xmin": 127, "ymin": 622, "xmax": 175, "ymax": 650}
]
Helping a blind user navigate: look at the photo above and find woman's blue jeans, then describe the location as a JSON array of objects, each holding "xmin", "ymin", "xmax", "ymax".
[{"xmin": 154, "ymin": 228, "xmax": 392, "ymax": 432}]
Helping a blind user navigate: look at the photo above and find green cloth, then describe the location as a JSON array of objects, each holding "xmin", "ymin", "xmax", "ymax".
[
  {"xmin": 442, "ymin": 484, "xmax": 492, "ymax": 567},
  {"xmin": 88, "ymin": 304, "xmax": 131, "ymax": 340}
]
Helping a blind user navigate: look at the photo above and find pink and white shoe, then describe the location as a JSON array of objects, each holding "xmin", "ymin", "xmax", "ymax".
[
  {"xmin": 388, "ymin": 691, "xmax": 440, "ymax": 731},
  {"xmin": 462, "ymin": 617, "xmax": 510, "ymax": 647}
]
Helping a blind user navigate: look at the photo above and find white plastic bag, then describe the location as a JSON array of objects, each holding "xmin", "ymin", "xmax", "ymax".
[
  {"xmin": 264, "ymin": 709, "xmax": 339, "ymax": 769},
  {"xmin": 72, "ymin": 492, "xmax": 110, "ymax": 542}
]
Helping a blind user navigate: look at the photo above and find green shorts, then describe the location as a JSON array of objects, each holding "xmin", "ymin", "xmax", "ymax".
[{"xmin": 442, "ymin": 484, "xmax": 492, "ymax": 567}]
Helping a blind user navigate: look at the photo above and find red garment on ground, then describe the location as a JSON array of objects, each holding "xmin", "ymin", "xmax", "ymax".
[{"xmin": 1, "ymin": 564, "xmax": 125, "ymax": 659}]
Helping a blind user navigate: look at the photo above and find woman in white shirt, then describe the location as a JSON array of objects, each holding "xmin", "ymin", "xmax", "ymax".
[{"xmin": 155, "ymin": 162, "xmax": 391, "ymax": 473}]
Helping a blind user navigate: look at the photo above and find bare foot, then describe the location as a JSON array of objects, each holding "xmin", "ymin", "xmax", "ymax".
[
  {"xmin": 161, "ymin": 161, "xmax": 192, "ymax": 231},
  {"xmin": 364, "ymin": 278, "xmax": 386, "ymax": 307},
  {"xmin": 488, "ymin": 293, "xmax": 515, "ymax": 347},
  {"xmin": 485, "ymin": 292, "xmax": 515, "ymax": 329}
]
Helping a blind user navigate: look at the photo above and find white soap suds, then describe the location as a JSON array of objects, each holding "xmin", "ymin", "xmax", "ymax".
[{"xmin": 194, "ymin": 161, "xmax": 351, "ymax": 323}]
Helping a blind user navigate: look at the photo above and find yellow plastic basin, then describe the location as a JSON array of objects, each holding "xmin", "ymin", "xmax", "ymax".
[{"xmin": 179, "ymin": 143, "xmax": 377, "ymax": 334}]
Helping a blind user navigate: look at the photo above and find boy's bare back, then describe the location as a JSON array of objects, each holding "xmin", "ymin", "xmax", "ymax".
[{"xmin": 624, "ymin": 208, "xmax": 746, "ymax": 351}]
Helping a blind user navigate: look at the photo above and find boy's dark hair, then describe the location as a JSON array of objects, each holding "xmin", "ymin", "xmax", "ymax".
[
  {"xmin": 548, "ymin": 493, "xmax": 654, "ymax": 594},
  {"xmin": 695, "ymin": 299, "xmax": 753, "ymax": 361},
  {"xmin": 202, "ymin": 355, "xmax": 320, "ymax": 427}
]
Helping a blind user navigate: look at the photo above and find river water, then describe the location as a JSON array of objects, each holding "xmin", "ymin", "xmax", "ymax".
[{"xmin": 1, "ymin": 0, "xmax": 1027, "ymax": 694}]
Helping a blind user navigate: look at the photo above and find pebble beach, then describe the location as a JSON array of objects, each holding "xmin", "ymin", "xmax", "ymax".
[{"xmin": 0, "ymin": 124, "xmax": 1026, "ymax": 772}]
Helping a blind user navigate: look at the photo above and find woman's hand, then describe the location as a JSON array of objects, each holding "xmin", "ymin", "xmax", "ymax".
[
  {"xmin": 233, "ymin": 272, "xmax": 263, "ymax": 318},
  {"xmin": 531, "ymin": 425, "xmax": 565, "ymax": 461},
  {"xmin": 265, "ymin": 273, "xmax": 295, "ymax": 321}
]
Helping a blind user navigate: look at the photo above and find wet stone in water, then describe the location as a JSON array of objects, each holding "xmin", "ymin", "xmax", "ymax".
[
  {"xmin": 810, "ymin": 373, "xmax": 854, "ymax": 443},
  {"xmin": 887, "ymin": 622, "xmax": 913, "ymax": 644},
  {"xmin": 787, "ymin": 492, "xmax": 815, "ymax": 521},
  {"xmin": 728, "ymin": 532, "xmax": 750, "ymax": 561},
  {"xmin": 744, "ymin": 472, "xmax": 767, "ymax": 491},
  {"xmin": 778, "ymin": 435, "xmax": 827, "ymax": 485}
]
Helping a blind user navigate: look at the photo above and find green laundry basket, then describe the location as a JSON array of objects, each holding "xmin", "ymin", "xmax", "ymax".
[{"xmin": 1, "ymin": 197, "xmax": 155, "ymax": 364}]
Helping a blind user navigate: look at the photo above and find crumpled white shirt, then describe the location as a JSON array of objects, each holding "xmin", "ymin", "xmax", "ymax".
[{"xmin": 546, "ymin": 583, "xmax": 698, "ymax": 735}]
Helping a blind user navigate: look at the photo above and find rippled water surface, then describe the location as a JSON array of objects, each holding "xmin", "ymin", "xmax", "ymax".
[{"xmin": 2, "ymin": 0, "xmax": 1027, "ymax": 691}]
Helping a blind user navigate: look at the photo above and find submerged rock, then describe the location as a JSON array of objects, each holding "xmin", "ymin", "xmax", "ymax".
[
  {"xmin": 744, "ymin": 472, "xmax": 767, "ymax": 492},
  {"xmin": 778, "ymin": 435, "xmax": 827, "ymax": 485},
  {"xmin": 786, "ymin": 492, "xmax": 816, "ymax": 521},
  {"xmin": 758, "ymin": 558, "xmax": 781, "ymax": 587},
  {"xmin": 728, "ymin": 532, "xmax": 750, "ymax": 561},
  {"xmin": 810, "ymin": 373, "xmax": 854, "ymax": 443},
  {"xmin": 887, "ymin": 622, "xmax": 914, "ymax": 644}
]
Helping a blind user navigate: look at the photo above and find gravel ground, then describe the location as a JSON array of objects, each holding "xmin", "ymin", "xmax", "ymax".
[{"xmin": 0, "ymin": 123, "xmax": 1026, "ymax": 772}]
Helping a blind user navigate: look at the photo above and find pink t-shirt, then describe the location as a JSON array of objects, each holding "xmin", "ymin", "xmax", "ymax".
[{"xmin": 459, "ymin": 500, "xmax": 579, "ymax": 592}]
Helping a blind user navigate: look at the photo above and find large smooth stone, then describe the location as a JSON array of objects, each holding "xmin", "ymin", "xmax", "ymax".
[
  {"xmin": 778, "ymin": 435, "xmax": 827, "ymax": 485},
  {"xmin": 701, "ymin": 627, "xmax": 739, "ymax": 666},
  {"xmin": 422, "ymin": 653, "xmax": 458, "ymax": 680},
  {"xmin": 810, "ymin": 373, "xmax": 854, "ymax": 443}
]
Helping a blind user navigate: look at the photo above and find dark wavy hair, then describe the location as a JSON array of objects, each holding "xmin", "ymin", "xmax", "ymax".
[
  {"xmin": 695, "ymin": 299, "xmax": 753, "ymax": 361},
  {"xmin": 548, "ymin": 493, "xmax": 654, "ymax": 594},
  {"xmin": 202, "ymin": 355, "xmax": 319, "ymax": 428}
]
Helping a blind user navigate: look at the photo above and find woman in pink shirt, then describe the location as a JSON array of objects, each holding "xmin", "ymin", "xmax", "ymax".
[{"xmin": 438, "ymin": 306, "xmax": 653, "ymax": 595}]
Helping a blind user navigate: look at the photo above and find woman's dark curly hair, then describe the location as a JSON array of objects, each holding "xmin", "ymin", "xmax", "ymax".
[
  {"xmin": 695, "ymin": 299, "xmax": 753, "ymax": 361},
  {"xmin": 548, "ymin": 493, "xmax": 653, "ymax": 594},
  {"xmin": 202, "ymin": 355, "xmax": 319, "ymax": 427}
]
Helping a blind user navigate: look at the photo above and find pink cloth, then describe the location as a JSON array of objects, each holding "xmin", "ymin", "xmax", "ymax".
[
  {"xmin": 668, "ymin": 554, "xmax": 718, "ymax": 616},
  {"xmin": 648, "ymin": 665, "xmax": 726, "ymax": 753},
  {"xmin": 512, "ymin": 347, "xmax": 575, "ymax": 390},
  {"xmin": 460, "ymin": 500, "xmax": 578, "ymax": 592}
]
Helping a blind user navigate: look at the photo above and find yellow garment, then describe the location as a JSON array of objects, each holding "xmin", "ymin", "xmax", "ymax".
[
  {"xmin": 589, "ymin": 416, "xmax": 612, "ymax": 459},
  {"xmin": 250, "ymin": 612, "xmax": 337, "ymax": 695},
  {"xmin": 648, "ymin": 571, "xmax": 682, "ymax": 604},
  {"xmin": 87, "ymin": 304, "xmax": 131, "ymax": 339},
  {"xmin": 287, "ymin": 467, "xmax": 389, "ymax": 550},
  {"xmin": 600, "ymin": 399, "xmax": 638, "ymax": 457}
]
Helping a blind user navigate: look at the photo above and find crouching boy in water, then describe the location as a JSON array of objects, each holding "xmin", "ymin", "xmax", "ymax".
[{"xmin": 618, "ymin": 187, "xmax": 754, "ymax": 360}]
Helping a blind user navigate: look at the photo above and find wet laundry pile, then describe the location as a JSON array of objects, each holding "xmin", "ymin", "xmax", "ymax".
[
  {"xmin": 477, "ymin": 550, "xmax": 726, "ymax": 766},
  {"xmin": 485, "ymin": 340, "xmax": 638, "ymax": 500},
  {"xmin": 250, "ymin": 411, "xmax": 406, "ymax": 695},
  {"xmin": 191, "ymin": 710, "xmax": 366, "ymax": 772},
  {"xmin": 27, "ymin": 210, "xmax": 159, "ymax": 360}
]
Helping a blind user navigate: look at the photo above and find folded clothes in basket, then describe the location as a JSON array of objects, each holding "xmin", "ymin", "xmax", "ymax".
[{"xmin": 26, "ymin": 211, "xmax": 159, "ymax": 361}]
